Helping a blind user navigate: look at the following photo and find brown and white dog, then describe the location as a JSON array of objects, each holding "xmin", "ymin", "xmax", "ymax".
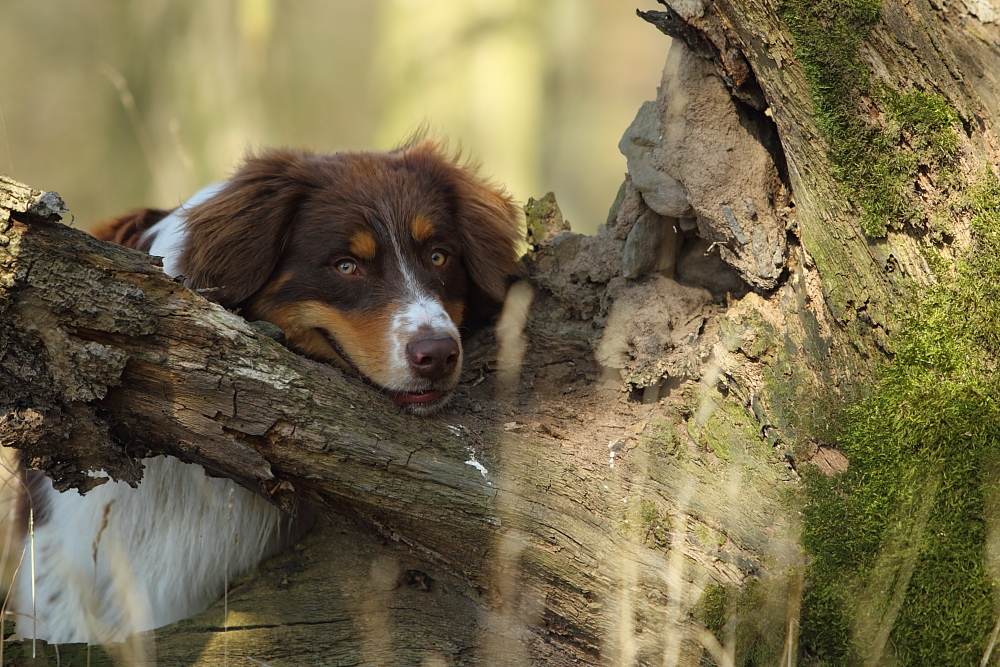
[{"xmin": 13, "ymin": 141, "xmax": 522, "ymax": 644}]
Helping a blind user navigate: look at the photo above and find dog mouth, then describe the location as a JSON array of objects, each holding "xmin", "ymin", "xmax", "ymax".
[
  {"xmin": 388, "ymin": 389, "xmax": 444, "ymax": 407},
  {"xmin": 318, "ymin": 329, "xmax": 450, "ymax": 409}
]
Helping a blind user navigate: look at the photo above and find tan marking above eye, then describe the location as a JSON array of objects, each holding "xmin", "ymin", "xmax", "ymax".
[
  {"xmin": 411, "ymin": 215, "xmax": 436, "ymax": 243},
  {"xmin": 349, "ymin": 231, "xmax": 377, "ymax": 260}
]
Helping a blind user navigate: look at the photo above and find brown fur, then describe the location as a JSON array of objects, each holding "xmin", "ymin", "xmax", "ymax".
[
  {"xmin": 179, "ymin": 140, "xmax": 522, "ymax": 312},
  {"xmin": 255, "ymin": 301, "xmax": 393, "ymax": 375},
  {"xmin": 91, "ymin": 208, "xmax": 171, "ymax": 251},
  {"xmin": 411, "ymin": 215, "xmax": 436, "ymax": 243},
  {"xmin": 29, "ymin": 141, "xmax": 515, "ymax": 643},
  {"xmin": 93, "ymin": 141, "xmax": 523, "ymax": 404},
  {"xmin": 443, "ymin": 300, "xmax": 466, "ymax": 328},
  {"xmin": 348, "ymin": 231, "xmax": 378, "ymax": 260}
]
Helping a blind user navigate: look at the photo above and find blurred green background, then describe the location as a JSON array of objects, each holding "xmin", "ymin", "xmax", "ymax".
[{"xmin": 0, "ymin": 0, "xmax": 667, "ymax": 235}]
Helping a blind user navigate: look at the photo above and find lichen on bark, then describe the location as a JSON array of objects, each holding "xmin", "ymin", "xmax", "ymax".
[
  {"xmin": 773, "ymin": 1, "xmax": 1000, "ymax": 663},
  {"xmin": 779, "ymin": 0, "xmax": 961, "ymax": 237},
  {"xmin": 800, "ymin": 166, "xmax": 1000, "ymax": 666}
]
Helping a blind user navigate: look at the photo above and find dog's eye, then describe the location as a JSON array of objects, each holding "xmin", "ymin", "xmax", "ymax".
[
  {"xmin": 430, "ymin": 251, "xmax": 446, "ymax": 267},
  {"xmin": 336, "ymin": 260, "xmax": 357, "ymax": 275}
]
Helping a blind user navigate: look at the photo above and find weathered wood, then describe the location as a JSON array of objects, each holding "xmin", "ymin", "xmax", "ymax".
[
  {"xmin": 714, "ymin": 0, "xmax": 999, "ymax": 324},
  {"xmin": 0, "ymin": 179, "xmax": 795, "ymax": 665},
  {"xmin": 0, "ymin": 180, "xmax": 504, "ymax": 581},
  {"xmin": 11, "ymin": 514, "xmax": 493, "ymax": 667},
  {"xmin": 5, "ymin": 1, "xmax": 1000, "ymax": 664}
]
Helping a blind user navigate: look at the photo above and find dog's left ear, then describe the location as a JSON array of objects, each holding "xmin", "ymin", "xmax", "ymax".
[
  {"xmin": 457, "ymin": 177, "xmax": 522, "ymax": 303},
  {"xmin": 410, "ymin": 143, "xmax": 523, "ymax": 303}
]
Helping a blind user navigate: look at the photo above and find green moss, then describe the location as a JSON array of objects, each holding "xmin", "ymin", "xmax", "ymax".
[
  {"xmin": 927, "ymin": 205, "xmax": 955, "ymax": 244},
  {"xmin": 761, "ymin": 329, "xmax": 850, "ymax": 462},
  {"xmin": 799, "ymin": 168, "xmax": 1000, "ymax": 665},
  {"xmin": 693, "ymin": 523, "xmax": 726, "ymax": 549},
  {"xmin": 780, "ymin": 1, "xmax": 960, "ymax": 237},
  {"xmin": 887, "ymin": 88, "xmax": 960, "ymax": 156},
  {"xmin": 690, "ymin": 400, "xmax": 767, "ymax": 461},
  {"xmin": 524, "ymin": 191, "xmax": 566, "ymax": 247},
  {"xmin": 642, "ymin": 417, "xmax": 682, "ymax": 457},
  {"xmin": 618, "ymin": 496, "xmax": 674, "ymax": 550},
  {"xmin": 693, "ymin": 580, "xmax": 786, "ymax": 666},
  {"xmin": 720, "ymin": 310, "xmax": 777, "ymax": 359},
  {"xmin": 639, "ymin": 499, "xmax": 672, "ymax": 549},
  {"xmin": 952, "ymin": 169, "xmax": 1000, "ymax": 355},
  {"xmin": 778, "ymin": 5, "xmax": 994, "ymax": 662},
  {"xmin": 696, "ymin": 583, "xmax": 732, "ymax": 636}
]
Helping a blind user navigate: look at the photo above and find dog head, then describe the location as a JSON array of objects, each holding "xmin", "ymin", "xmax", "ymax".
[{"xmin": 179, "ymin": 141, "xmax": 522, "ymax": 413}]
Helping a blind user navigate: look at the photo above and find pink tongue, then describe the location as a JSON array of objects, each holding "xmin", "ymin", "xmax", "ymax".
[{"xmin": 391, "ymin": 390, "xmax": 444, "ymax": 407}]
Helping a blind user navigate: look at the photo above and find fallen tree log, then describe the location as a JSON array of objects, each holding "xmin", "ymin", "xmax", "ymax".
[
  {"xmin": 5, "ymin": 0, "xmax": 1000, "ymax": 664},
  {"xmin": 0, "ymin": 177, "xmax": 792, "ymax": 667},
  {"xmin": 0, "ymin": 176, "xmax": 502, "ymax": 580}
]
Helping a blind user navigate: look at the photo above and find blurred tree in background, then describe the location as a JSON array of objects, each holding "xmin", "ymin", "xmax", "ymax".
[{"xmin": 0, "ymin": 0, "xmax": 666, "ymax": 233}]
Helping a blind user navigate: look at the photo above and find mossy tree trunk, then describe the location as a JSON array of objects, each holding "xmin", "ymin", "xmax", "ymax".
[
  {"xmin": 3, "ymin": 2, "xmax": 1000, "ymax": 666},
  {"xmin": 632, "ymin": 1, "xmax": 1000, "ymax": 666}
]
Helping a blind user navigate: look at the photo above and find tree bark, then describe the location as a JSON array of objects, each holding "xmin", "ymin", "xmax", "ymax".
[
  {"xmin": 0, "ymin": 177, "xmax": 502, "ymax": 571},
  {"xmin": 3, "ymin": 1, "xmax": 1000, "ymax": 665}
]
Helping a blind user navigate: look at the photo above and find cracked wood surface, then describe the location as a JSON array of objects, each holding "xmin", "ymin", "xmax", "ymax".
[
  {"xmin": 0, "ymin": 181, "xmax": 500, "ymax": 582},
  {"xmin": 709, "ymin": 0, "xmax": 1000, "ymax": 341},
  {"xmin": 6, "ymin": 2, "xmax": 1000, "ymax": 663},
  {"xmin": 0, "ymin": 177, "xmax": 797, "ymax": 666}
]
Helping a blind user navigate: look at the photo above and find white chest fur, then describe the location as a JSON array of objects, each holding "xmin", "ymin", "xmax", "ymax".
[
  {"xmin": 16, "ymin": 458, "xmax": 289, "ymax": 644},
  {"xmin": 14, "ymin": 183, "xmax": 291, "ymax": 644}
]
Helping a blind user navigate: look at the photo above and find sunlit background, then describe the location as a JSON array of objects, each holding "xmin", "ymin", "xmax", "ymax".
[{"xmin": 0, "ymin": 0, "xmax": 668, "ymax": 235}]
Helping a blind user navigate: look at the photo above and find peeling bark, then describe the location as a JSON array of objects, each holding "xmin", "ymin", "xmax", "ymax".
[
  {"xmin": 5, "ymin": 1, "xmax": 1000, "ymax": 664},
  {"xmin": 0, "ymin": 179, "xmax": 500, "ymax": 567},
  {"xmin": 1, "ymin": 176, "xmax": 790, "ymax": 666}
]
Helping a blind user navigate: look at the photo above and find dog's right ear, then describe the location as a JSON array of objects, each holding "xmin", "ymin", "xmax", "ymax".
[{"xmin": 181, "ymin": 150, "xmax": 314, "ymax": 308}]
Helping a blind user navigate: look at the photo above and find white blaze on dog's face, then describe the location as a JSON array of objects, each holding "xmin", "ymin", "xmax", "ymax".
[
  {"xmin": 241, "ymin": 212, "xmax": 469, "ymax": 413},
  {"xmin": 174, "ymin": 142, "xmax": 522, "ymax": 413}
]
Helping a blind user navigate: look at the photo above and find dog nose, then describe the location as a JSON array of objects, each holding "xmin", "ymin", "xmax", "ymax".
[{"xmin": 407, "ymin": 336, "xmax": 460, "ymax": 380}]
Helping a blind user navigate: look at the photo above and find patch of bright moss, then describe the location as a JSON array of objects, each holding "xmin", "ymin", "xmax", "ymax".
[
  {"xmin": 927, "ymin": 205, "xmax": 956, "ymax": 245},
  {"xmin": 780, "ymin": 1, "xmax": 960, "ymax": 237},
  {"xmin": 690, "ymin": 400, "xmax": 763, "ymax": 460},
  {"xmin": 693, "ymin": 580, "xmax": 785, "ymax": 666},
  {"xmin": 720, "ymin": 310, "xmax": 777, "ymax": 360},
  {"xmin": 696, "ymin": 583, "xmax": 732, "ymax": 635},
  {"xmin": 618, "ymin": 497, "xmax": 673, "ymax": 549},
  {"xmin": 762, "ymin": 329, "xmax": 851, "ymax": 462},
  {"xmin": 639, "ymin": 499, "xmax": 672, "ymax": 549},
  {"xmin": 799, "ymin": 168, "xmax": 1000, "ymax": 665},
  {"xmin": 642, "ymin": 417, "xmax": 682, "ymax": 457},
  {"xmin": 693, "ymin": 523, "xmax": 726, "ymax": 550}
]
